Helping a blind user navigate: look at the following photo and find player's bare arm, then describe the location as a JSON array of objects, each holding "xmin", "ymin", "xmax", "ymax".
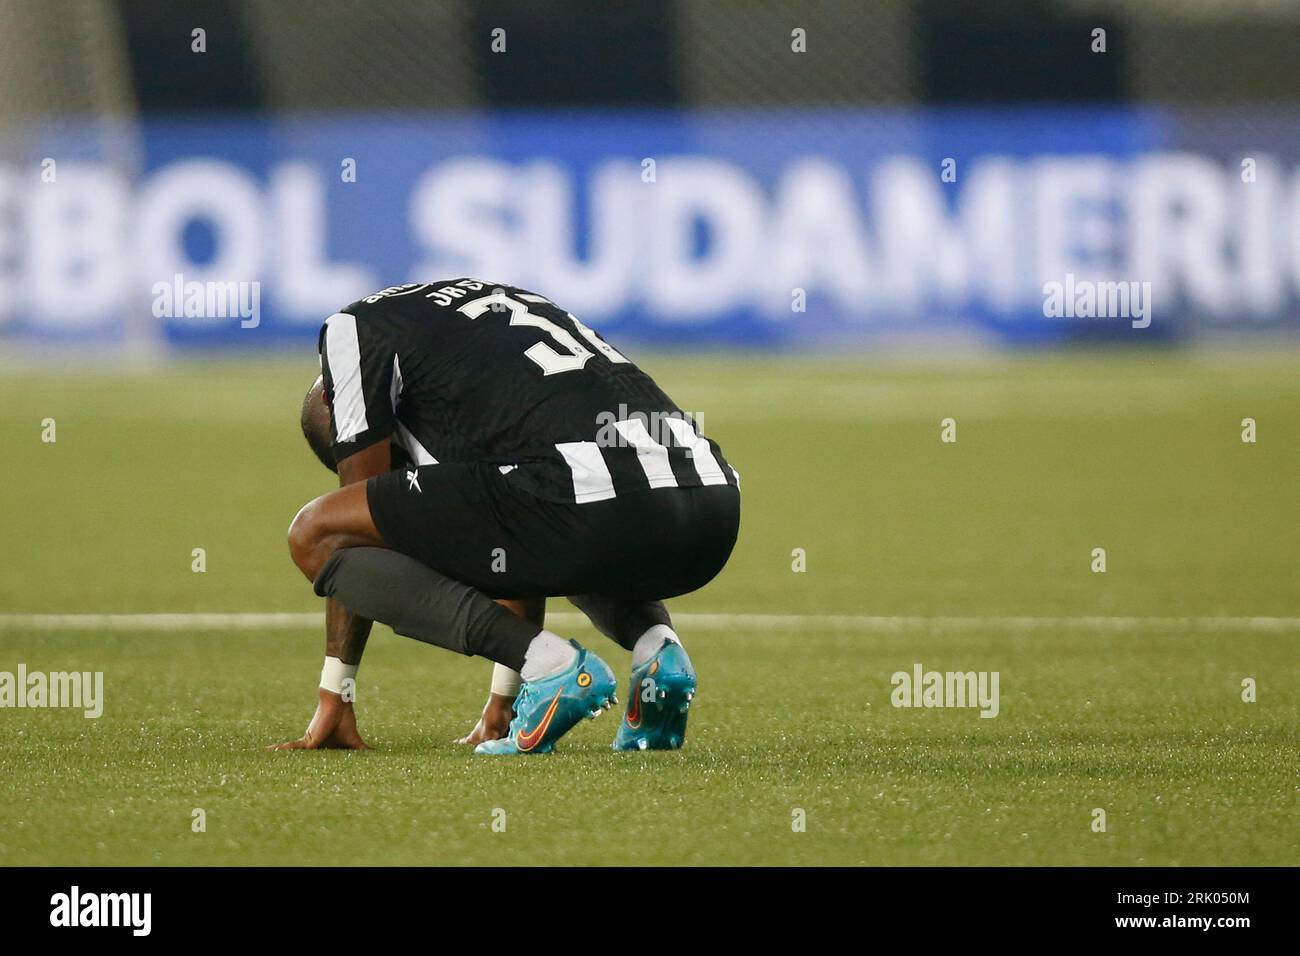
[{"xmin": 271, "ymin": 436, "xmax": 389, "ymax": 750}]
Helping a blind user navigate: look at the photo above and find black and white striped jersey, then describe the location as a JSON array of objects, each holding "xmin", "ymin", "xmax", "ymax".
[{"xmin": 317, "ymin": 279, "xmax": 739, "ymax": 504}]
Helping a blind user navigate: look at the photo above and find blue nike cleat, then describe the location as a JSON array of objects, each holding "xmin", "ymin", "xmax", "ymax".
[
  {"xmin": 612, "ymin": 640, "xmax": 696, "ymax": 751},
  {"xmin": 475, "ymin": 641, "xmax": 617, "ymax": 755}
]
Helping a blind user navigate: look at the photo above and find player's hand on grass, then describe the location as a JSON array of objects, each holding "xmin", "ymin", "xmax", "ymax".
[
  {"xmin": 455, "ymin": 692, "xmax": 515, "ymax": 745},
  {"xmin": 270, "ymin": 688, "xmax": 371, "ymax": 750}
]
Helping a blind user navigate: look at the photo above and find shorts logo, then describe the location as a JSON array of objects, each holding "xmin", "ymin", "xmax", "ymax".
[{"xmin": 406, "ymin": 470, "xmax": 422, "ymax": 493}]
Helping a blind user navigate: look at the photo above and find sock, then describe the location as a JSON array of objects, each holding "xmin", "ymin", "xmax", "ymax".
[
  {"xmin": 520, "ymin": 630, "xmax": 578, "ymax": 682},
  {"xmin": 632, "ymin": 624, "xmax": 680, "ymax": 669},
  {"xmin": 313, "ymin": 547, "xmax": 540, "ymax": 671}
]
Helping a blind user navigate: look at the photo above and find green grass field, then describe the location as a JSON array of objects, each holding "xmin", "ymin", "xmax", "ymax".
[{"xmin": 1, "ymin": 350, "xmax": 1297, "ymax": 866}]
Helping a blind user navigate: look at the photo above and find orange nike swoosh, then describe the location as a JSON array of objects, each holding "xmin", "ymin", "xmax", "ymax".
[
  {"xmin": 516, "ymin": 689, "xmax": 564, "ymax": 751},
  {"xmin": 626, "ymin": 689, "xmax": 642, "ymax": 729}
]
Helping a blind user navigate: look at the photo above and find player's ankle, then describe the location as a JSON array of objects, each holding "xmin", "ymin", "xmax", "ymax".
[
  {"xmin": 632, "ymin": 625, "xmax": 680, "ymax": 669},
  {"xmin": 520, "ymin": 631, "xmax": 578, "ymax": 682}
]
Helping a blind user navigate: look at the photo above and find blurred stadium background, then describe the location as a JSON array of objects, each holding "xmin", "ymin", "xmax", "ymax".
[
  {"xmin": 1, "ymin": 1, "xmax": 1297, "ymax": 866},
  {"xmin": 4, "ymin": 0, "xmax": 1300, "ymax": 349}
]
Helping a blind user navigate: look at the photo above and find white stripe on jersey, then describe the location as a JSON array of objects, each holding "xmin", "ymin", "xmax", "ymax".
[
  {"xmin": 555, "ymin": 441, "xmax": 616, "ymax": 503},
  {"xmin": 387, "ymin": 354, "xmax": 439, "ymax": 464},
  {"xmin": 324, "ymin": 312, "xmax": 368, "ymax": 442},
  {"xmin": 661, "ymin": 417, "xmax": 728, "ymax": 485},
  {"xmin": 389, "ymin": 353, "xmax": 403, "ymax": 411},
  {"xmin": 397, "ymin": 422, "xmax": 438, "ymax": 466},
  {"xmin": 614, "ymin": 418, "xmax": 678, "ymax": 489}
]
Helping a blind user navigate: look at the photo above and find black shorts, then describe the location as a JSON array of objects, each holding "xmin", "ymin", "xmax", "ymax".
[{"xmin": 366, "ymin": 463, "xmax": 740, "ymax": 601}]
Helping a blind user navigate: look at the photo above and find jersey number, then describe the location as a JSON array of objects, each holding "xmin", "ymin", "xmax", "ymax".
[{"xmin": 457, "ymin": 292, "xmax": 627, "ymax": 376}]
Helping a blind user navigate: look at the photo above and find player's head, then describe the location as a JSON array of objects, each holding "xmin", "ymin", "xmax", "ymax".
[{"xmin": 301, "ymin": 375, "xmax": 337, "ymax": 474}]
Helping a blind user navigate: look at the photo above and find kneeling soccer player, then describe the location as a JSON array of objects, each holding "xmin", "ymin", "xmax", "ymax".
[{"xmin": 275, "ymin": 279, "xmax": 740, "ymax": 755}]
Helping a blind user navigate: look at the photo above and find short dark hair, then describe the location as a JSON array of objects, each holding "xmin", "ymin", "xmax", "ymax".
[{"xmin": 301, "ymin": 376, "xmax": 337, "ymax": 473}]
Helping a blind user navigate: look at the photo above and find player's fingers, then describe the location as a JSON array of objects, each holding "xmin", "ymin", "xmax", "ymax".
[{"xmin": 454, "ymin": 720, "xmax": 484, "ymax": 744}]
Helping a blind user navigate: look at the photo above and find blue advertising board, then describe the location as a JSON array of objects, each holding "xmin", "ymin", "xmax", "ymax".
[{"xmin": 3, "ymin": 108, "xmax": 1297, "ymax": 349}]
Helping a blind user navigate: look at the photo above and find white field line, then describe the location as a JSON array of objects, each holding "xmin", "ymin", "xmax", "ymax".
[{"xmin": 0, "ymin": 612, "xmax": 1297, "ymax": 633}]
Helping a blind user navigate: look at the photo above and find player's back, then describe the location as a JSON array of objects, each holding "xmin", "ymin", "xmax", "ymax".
[{"xmin": 323, "ymin": 278, "xmax": 738, "ymax": 503}]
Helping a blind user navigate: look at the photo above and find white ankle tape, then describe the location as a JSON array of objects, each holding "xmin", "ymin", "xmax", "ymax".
[
  {"xmin": 320, "ymin": 656, "xmax": 358, "ymax": 695},
  {"xmin": 490, "ymin": 663, "xmax": 522, "ymax": 697}
]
